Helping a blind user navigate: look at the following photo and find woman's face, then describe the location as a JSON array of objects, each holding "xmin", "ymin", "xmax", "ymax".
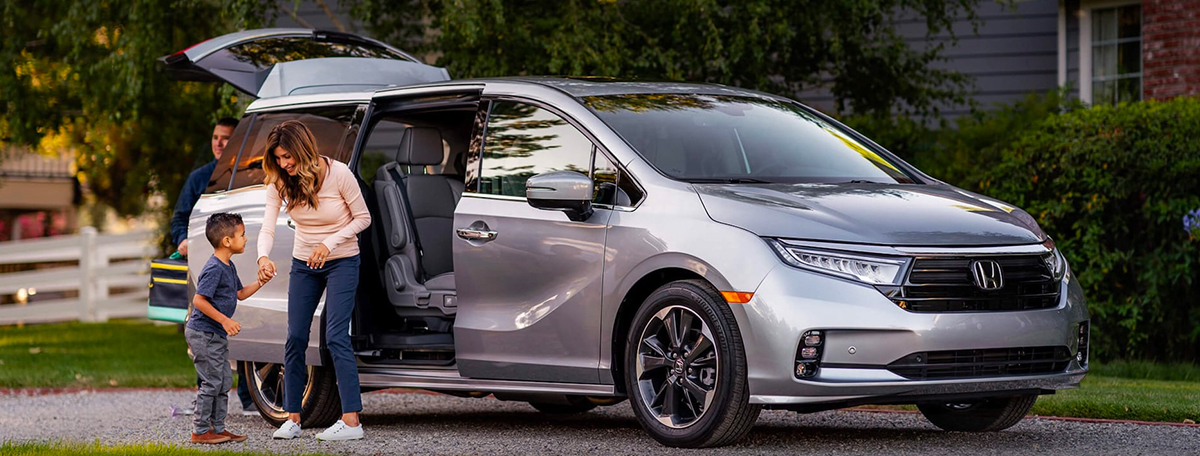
[{"xmin": 274, "ymin": 146, "xmax": 298, "ymax": 176}]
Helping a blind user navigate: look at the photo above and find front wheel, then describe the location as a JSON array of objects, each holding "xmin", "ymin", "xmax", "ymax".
[
  {"xmin": 241, "ymin": 361, "xmax": 342, "ymax": 428},
  {"xmin": 624, "ymin": 280, "xmax": 761, "ymax": 448},
  {"xmin": 917, "ymin": 394, "xmax": 1038, "ymax": 432}
]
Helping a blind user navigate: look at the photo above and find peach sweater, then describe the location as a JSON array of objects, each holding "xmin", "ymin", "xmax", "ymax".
[{"xmin": 258, "ymin": 158, "xmax": 371, "ymax": 262}]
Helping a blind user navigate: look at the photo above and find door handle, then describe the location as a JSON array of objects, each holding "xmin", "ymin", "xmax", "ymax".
[
  {"xmin": 286, "ymin": 219, "xmax": 296, "ymax": 230},
  {"xmin": 456, "ymin": 227, "xmax": 498, "ymax": 241}
]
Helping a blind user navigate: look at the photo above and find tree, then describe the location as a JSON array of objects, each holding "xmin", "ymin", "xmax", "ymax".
[
  {"xmin": 347, "ymin": 0, "xmax": 980, "ymax": 118},
  {"xmin": 0, "ymin": 0, "xmax": 277, "ymax": 223}
]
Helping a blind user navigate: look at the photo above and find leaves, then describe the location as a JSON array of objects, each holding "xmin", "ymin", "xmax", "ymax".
[
  {"xmin": 347, "ymin": 0, "xmax": 978, "ymax": 118},
  {"xmin": 0, "ymin": 0, "xmax": 275, "ymax": 222}
]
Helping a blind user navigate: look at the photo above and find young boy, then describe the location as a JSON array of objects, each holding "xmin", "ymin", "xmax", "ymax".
[{"xmin": 186, "ymin": 212, "xmax": 270, "ymax": 444}]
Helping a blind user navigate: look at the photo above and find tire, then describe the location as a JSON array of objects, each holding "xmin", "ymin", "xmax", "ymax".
[
  {"xmin": 917, "ymin": 394, "xmax": 1038, "ymax": 432},
  {"xmin": 528, "ymin": 396, "xmax": 598, "ymax": 414},
  {"xmin": 624, "ymin": 280, "xmax": 761, "ymax": 448},
  {"xmin": 241, "ymin": 360, "xmax": 342, "ymax": 428}
]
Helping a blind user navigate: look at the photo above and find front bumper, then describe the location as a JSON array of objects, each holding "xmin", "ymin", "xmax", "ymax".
[{"xmin": 732, "ymin": 264, "xmax": 1089, "ymax": 406}]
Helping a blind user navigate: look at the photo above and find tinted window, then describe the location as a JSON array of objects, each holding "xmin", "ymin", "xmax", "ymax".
[
  {"xmin": 197, "ymin": 36, "xmax": 409, "ymax": 75},
  {"xmin": 479, "ymin": 101, "xmax": 593, "ymax": 197},
  {"xmin": 205, "ymin": 116, "xmax": 252, "ymax": 193},
  {"xmin": 584, "ymin": 94, "xmax": 915, "ymax": 184},
  {"xmin": 228, "ymin": 106, "xmax": 359, "ymax": 190}
]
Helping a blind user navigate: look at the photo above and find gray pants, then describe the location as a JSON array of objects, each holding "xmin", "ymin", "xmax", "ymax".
[{"xmin": 185, "ymin": 327, "xmax": 231, "ymax": 434}]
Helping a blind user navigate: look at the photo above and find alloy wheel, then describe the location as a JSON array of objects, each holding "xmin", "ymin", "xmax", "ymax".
[{"xmin": 635, "ymin": 305, "xmax": 720, "ymax": 428}]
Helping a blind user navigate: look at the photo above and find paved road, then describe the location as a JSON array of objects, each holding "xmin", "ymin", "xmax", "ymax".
[{"xmin": 0, "ymin": 389, "xmax": 1196, "ymax": 455}]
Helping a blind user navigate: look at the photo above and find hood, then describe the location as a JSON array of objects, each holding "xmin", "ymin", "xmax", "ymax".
[{"xmin": 695, "ymin": 183, "xmax": 1046, "ymax": 246}]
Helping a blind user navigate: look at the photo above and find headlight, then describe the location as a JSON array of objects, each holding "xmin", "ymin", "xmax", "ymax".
[
  {"xmin": 769, "ymin": 240, "xmax": 910, "ymax": 285},
  {"xmin": 1042, "ymin": 239, "xmax": 1067, "ymax": 280}
]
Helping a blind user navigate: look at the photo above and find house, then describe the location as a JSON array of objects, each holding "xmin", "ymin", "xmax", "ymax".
[{"xmin": 1063, "ymin": 0, "xmax": 1200, "ymax": 105}]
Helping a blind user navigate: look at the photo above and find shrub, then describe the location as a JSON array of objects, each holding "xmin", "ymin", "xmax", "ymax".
[{"xmin": 982, "ymin": 97, "xmax": 1200, "ymax": 362}]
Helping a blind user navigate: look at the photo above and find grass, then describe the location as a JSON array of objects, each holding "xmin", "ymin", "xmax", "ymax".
[
  {"xmin": 1031, "ymin": 375, "xmax": 1200, "ymax": 423},
  {"xmin": 0, "ymin": 442, "xmax": 333, "ymax": 456},
  {"xmin": 1, "ymin": 320, "xmax": 1197, "ymax": 423},
  {"xmin": 0, "ymin": 319, "xmax": 195, "ymax": 388}
]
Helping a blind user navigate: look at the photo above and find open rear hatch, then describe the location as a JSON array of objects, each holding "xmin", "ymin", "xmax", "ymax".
[{"xmin": 159, "ymin": 28, "xmax": 450, "ymax": 98}]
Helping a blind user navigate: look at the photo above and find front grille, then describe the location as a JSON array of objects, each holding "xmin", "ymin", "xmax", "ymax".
[
  {"xmin": 886, "ymin": 255, "xmax": 1060, "ymax": 312},
  {"xmin": 887, "ymin": 346, "xmax": 1072, "ymax": 380}
]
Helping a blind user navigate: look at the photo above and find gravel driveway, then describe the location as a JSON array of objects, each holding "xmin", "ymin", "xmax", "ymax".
[{"xmin": 0, "ymin": 389, "xmax": 1196, "ymax": 455}]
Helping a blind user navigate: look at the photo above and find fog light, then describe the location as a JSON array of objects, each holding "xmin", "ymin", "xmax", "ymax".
[
  {"xmin": 795, "ymin": 330, "xmax": 826, "ymax": 379},
  {"xmin": 804, "ymin": 331, "xmax": 823, "ymax": 347},
  {"xmin": 796, "ymin": 361, "xmax": 818, "ymax": 378}
]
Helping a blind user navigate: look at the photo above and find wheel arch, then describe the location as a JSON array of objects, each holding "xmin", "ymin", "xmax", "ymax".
[{"xmin": 609, "ymin": 255, "xmax": 735, "ymax": 393}]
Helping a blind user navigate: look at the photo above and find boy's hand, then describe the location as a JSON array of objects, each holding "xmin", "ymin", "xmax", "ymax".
[
  {"xmin": 257, "ymin": 257, "xmax": 276, "ymax": 284},
  {"xmin": 222, "ymin": 319, "xmax": 241, "ymax": 337}
]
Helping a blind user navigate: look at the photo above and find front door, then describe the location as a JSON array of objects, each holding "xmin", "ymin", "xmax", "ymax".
[{"xmin": 453, "ymin": 99, "xmax": 613, "ymax": 383}]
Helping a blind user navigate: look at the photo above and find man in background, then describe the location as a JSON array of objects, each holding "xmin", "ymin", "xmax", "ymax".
[{"xmin": 171, "ymin": 117, "xmax": 258, "ymax": 417}]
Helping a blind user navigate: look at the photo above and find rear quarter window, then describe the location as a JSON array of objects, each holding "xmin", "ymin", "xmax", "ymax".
[{"xmin": 227, "ymin": 105, "xmax": 362, "ymax": 191}]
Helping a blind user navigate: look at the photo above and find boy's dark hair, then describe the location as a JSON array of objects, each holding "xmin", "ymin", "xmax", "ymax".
[
  {"xmin": 216, "ymin": 117, "xmax": 239, "ymax": 129},
  {"xmin": 205, "ymin": 212, "xmax": 244, "ymax": 248}
]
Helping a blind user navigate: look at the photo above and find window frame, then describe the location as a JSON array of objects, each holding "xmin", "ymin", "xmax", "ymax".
[
  {"xmin": 1079, "ymin": 0, "xmax": 1143, "ymax": 105},
  {"xmin": 469, "ymin": 96, "xmax": 645, "ymax": 210}
]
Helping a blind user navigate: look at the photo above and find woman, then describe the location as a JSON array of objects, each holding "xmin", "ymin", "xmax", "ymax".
[{"xmin": 255, "ymin": 120, "xmax": 371, "ymax": 441}]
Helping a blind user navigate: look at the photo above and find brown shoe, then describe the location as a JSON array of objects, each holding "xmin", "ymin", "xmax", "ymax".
[
  {"xmin": 218, "ymin": 430, "xmax": 248, "ymax": 443},
  {"xmin": 191, "ymin": 430, "xmax": 231, "ymax": 444}
]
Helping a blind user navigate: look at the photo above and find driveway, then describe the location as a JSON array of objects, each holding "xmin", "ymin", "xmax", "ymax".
[{"xmin": 0, "ymin": 389, "xmax": 1196, "ymax": 455}]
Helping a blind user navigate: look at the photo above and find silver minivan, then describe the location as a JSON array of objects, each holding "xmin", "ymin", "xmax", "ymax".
[{"xmin": 169, "ymin": 29, "xmax": 1089, "ymax": 448}]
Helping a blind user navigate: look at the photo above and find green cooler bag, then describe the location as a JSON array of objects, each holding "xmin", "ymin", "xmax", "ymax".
[{"xmin": 147, "ymin": 257, "xmax": 191, "ymax": 323}]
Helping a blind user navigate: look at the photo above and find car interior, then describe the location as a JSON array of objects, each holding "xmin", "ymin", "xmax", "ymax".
[{"xmin": 350, "ymin": 95, "xmax": 480, "ymax": 366}]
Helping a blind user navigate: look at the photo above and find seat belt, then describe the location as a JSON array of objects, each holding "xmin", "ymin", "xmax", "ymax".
[{"xmin": 388, "ymin": 166, "xmax": 428, "ymax": 283}]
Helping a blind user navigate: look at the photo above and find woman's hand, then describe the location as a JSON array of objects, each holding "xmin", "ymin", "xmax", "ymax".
[
  {"xmin": 257, "ymin": 256, "xmax": 276, "ymax": 283},
  {"xmin": 308, "ymin": 244, "xmax": 331, "ymax": 269}
]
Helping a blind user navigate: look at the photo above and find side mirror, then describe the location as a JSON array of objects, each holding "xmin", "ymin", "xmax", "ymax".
[{"xmin": 526, "ymin": 171, "xmax": 594, "ymax": 221}]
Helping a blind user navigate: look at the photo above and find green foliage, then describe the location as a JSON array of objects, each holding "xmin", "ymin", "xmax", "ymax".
[
  {"xmin": 981, "ymin": 98, "xmax": 1200, "ymax": 362},
  {"xmin": 348, "ymin": 0, "xmax": 980, "ymax": 118},
  {"xmin": 0, "ymin": 0, "xmax": 275, "ymax": 221},
  {"xmin": 0, "ymin": 319, "xmax": 194, "ymax": 388}
]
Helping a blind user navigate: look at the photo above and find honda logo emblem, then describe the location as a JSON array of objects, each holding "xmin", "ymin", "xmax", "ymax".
[{"xmin": 970, "ymin": 260, "xmax": 1004, "ymax": 290}]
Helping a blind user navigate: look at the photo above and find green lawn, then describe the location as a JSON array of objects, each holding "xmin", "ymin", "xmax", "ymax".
[
  {"xmin": 1, "ymin": 320, "xmax": 1197, "ymax": 424},
  {"xmin": 0, "ymin": 442, "xmax": 332, "ymax": 456},
  {"xmin": 1032, "ymin": 375, "xmax": 1200, "ymax": 423},
  {"xmin": 0, "ymin": 320, "xmax": 195, "ymax": 388}
]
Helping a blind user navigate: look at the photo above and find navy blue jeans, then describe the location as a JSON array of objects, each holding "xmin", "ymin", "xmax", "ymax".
[{"xmin": 285, "ymin": 255, "xmax": 362, "ymax": 414}]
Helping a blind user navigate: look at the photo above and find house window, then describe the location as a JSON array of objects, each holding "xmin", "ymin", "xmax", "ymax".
[{"xmin": 1091, "ymin": 5, "xmax": 1142, "ymax": 105}]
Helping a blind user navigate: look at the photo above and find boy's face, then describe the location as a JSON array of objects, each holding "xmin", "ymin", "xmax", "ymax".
[{"xmin": 224, "ymin": 224, "xmax": 247, "ymax": 254}]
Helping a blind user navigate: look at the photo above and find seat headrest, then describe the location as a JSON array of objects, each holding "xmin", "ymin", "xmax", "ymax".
[{"xmin": 396, "ymin": 127, "xmax": 444, "ymax": 166}]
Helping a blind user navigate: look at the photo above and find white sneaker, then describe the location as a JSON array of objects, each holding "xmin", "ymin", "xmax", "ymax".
[
  {"xmin": 272, "ymin": 420, "xmax": 302, "ymax": 439},
  {"xmin": 314, "ymin": 420, "xmax": 363, "ymax": 441}
]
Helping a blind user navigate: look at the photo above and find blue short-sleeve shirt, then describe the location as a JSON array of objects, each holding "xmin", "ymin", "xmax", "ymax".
[{"xmin": 187, "ymin": 255, "xmax": 243, "ymax": 337}]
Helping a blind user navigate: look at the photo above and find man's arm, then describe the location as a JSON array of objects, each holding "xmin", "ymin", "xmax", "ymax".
[{"xmin": 170, "ymin": 163, "xmax": 215, "ymax": 251}]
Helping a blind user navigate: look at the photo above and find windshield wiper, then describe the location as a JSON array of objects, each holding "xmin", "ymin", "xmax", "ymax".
[
  {"xmin": 841, "ymin": 179, "xmax": 882, "ymax": 184},
  {"xmin": 685, "ymin": 178, "xmax": 775, "ymax": 184}
]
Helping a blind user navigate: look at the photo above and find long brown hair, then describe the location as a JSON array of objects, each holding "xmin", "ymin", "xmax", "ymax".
[{"xmin": 262, "ymin": 120, "xmax": 323, "ymax": 212}]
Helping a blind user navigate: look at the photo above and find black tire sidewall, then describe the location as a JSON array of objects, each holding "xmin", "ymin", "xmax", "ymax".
[{"xmin": 624, "ymin": 280, "xmax": 744, "ymax": 446}]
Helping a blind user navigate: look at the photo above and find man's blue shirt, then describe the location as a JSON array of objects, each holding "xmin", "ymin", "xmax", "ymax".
[
  {"xmin": 187, "ymin": 255, "xmax": 243, "ymax": 337},
  {"xmin": 170, "ymin": 160, "xmax": 216, "ymax": 247}
]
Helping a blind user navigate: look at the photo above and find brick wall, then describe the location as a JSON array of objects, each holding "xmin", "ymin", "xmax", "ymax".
[{"xmin": 1142, "ymin": 0, "xmax": 1200, "ymax": 100}]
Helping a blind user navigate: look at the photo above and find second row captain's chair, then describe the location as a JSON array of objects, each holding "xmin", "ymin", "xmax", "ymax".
[{"xmin": 373, "ymin": 127, "xmax": 463, "ymax": 315}]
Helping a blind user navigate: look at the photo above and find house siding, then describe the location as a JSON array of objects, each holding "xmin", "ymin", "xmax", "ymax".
[{"xmin": 798, "ymin": 0, "xmax": 1062, "ymax": 118}]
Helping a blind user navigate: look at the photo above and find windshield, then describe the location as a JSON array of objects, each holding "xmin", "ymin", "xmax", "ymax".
[{"xmin": 584, "ymin": 94, "xmax": 916, "ymax": 184}]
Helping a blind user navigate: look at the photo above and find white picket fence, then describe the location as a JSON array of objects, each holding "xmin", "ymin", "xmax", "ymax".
[{"xmin": 0, "ymin": 227, "xmax": 158, "ymax": 325}]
